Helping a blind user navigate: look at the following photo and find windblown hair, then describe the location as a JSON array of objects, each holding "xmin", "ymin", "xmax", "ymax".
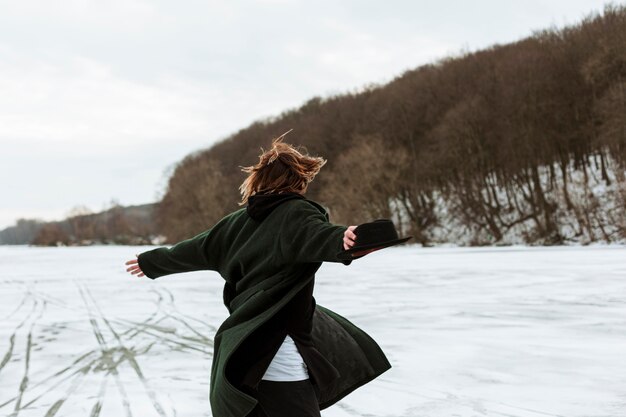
[{"xmin": 238, "ymin": 130, "xmax": 327, "ymax": 206}]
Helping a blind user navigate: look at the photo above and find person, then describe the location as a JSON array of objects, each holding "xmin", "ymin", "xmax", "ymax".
[{"xmin": 125, "ymin": 131, "xmax": 391, "ymax": 417}]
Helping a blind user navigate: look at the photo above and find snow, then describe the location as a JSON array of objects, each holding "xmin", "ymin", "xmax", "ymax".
[
  {"xmin": 389, "ymin": 154, "xmax": 626, "ymax": 246},
  {"xmin": 0, "ymin": 244, "xmax": 625, "ymax": 417}
]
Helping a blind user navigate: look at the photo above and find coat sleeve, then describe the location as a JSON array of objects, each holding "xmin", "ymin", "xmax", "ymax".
[
  {"xmin": 137, "ymin": 226, "xmax": 221, "ymax": 279},
  {"xmin": 280, "ymin": 201, "xmax": 353, "ymax": 266}
]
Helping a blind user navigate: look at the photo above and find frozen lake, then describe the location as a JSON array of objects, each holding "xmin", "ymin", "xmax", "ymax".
[{"xmin": 0, "ymin": 244, "xmax": 624, "ymax": 417}]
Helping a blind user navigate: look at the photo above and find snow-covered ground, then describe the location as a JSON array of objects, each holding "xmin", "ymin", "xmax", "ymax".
[{"xmin": 0, "ymin": 244, "xmax": 624, "ymax": 417}]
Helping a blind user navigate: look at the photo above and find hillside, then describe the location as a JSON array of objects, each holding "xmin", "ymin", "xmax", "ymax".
[{"xmin": 153, "ymin": 5, "xmax": 626, "ymax": 245}]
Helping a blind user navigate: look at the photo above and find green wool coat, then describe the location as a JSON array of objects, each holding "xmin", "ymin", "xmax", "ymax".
[{"xmin": 137, "ymin": 197, "xmax": 391, "ymax": 417}]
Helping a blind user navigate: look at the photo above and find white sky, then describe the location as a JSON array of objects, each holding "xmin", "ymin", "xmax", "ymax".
[{"xmin": 0, "ymin": 0, "xmax": 614, "ymax": 229}]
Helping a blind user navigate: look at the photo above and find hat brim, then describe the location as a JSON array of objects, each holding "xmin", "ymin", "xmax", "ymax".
[{"xmin": 336, "ymin": 236, "xmax": 413, "ymax": 260}]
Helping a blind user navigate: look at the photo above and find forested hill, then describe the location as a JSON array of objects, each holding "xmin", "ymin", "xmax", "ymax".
[{"xmin": 154, "ymin": 5, "xmax": 625, "ymax": 246}]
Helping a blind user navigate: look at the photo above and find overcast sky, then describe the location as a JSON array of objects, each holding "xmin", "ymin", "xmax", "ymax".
[{"xmin": 0, "ymin": 0, "xmax": 614, "ymax": 229}]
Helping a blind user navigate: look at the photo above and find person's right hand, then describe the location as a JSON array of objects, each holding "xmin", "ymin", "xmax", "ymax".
[
  {"xmin": 344, "ymin": 226, "xmax": 358, "ymax": 250},
  {"xmin": 125, "ymin": 254, "xmax": 146, "ymax": 278}
]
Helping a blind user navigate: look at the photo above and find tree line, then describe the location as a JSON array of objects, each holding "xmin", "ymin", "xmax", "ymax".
[{"xmin": 0, "ymin": 201, "xmax": 159, "ymax": 246}]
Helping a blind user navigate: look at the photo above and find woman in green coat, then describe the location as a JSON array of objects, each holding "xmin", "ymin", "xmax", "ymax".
[{"xmin": 125, "ymin": 133, "xmax": 391, "ymax": 417}]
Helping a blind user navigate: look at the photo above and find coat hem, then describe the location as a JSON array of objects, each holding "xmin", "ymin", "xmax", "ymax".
[
  {"xmin": 319, "ymin": 363, "xmax": 392, "ymax": 410},
  {"xmin": 315, "ymin": 304, "xmax": 392, "ymax": 409}
]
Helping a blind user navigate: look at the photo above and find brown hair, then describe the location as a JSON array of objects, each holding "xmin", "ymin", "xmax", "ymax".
[{"xmin": 238, "ymin": 130, "xmax": 327, "ymax": 206}]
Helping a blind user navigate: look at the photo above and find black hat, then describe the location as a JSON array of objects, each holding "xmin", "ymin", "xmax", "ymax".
[{"xmin": 336, "ymin": 219, "xmax": 412, "ymax": 260}]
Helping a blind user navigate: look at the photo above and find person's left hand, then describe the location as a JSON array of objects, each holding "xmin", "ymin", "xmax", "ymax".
[
  {"xmin": 344, "ymin": 225, "xmax": 383, "ymax": 257},
  {"xmin": 343, "ymin": 226, "xmax": 358, "ymax": 250},
  {"xmin": 125, "ymin": 254, "xmax": 145, "ymax": 278}
]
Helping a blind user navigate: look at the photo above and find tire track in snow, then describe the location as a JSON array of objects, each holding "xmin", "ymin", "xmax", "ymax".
[
  {"xmin": 1, "ymin": 291, "xmax": 29, "ymax": 321},
  {"xmin": 77, "ymin": 282, "xmax": 133, "ymax": 417},
  {"xmin": 20, "ymin": 342, "xmax": 155, "ymax": 413},
  {"xmin": 1, "ymin": 281, "xmax": 205, "ymax": 416},
  {"xmin": 5, "ymin": 281, "xmax": 163, "ymax": 411},
  {"xmin": 114, "ymin": 320, "xmax": 211, "ymax": 355},
  {"xmin": 118, "ymin": 286, "xmax": 212, "ymax": 354},
  {"xmin": 0, "ymin": 295, "xmax": 36, "ymax": 375},
  {"xmin": 123, "ymin": 287, "xmax": 167, "ymax": 340},
  {"xmin": 159, "ymin": 288, "xmax": 215, "ymax": 346},
  {"xmin": 89, "ymin": 372, "xmax": 109, "ymax": 417},
  {"xmin": 15, "ymin": 351, "xmax": 96, "ymax": 411},
  {"xmin": 2, "ymin": 289, "xmax": 204, "ymax": 413},
  {"xmin": 42, "ymin": 363, "xmax": 92, "ymax": 417},
  {"xmin": 81, "ymin": 282, "xmax": 169, "ymax": 417},
  {"xmin": 9, "ymin": 295, "xmax": 46, "ymax": 417}
]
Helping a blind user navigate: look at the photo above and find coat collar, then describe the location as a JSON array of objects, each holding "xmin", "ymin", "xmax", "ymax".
[{"xmin": 246, "ymin": 190, "xmax": 306, "ymax": 221}]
